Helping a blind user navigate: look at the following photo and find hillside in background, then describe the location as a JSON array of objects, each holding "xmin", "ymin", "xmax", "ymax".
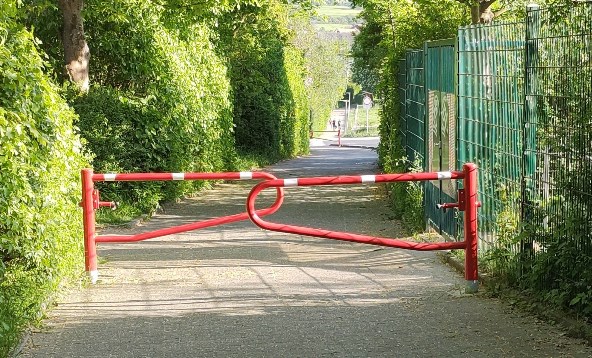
[{"xmin": 312, "ymin": 2, "xmax": 362, "ymax": 36}]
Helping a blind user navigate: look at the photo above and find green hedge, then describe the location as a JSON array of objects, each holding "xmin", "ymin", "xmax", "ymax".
[
  {"xmin": 283, "ymin": 46, "xmax": 311, "ymax": 156},
  {"xmin": 1, "ymin": 1, "xmax": 311, "ymax": 354},
  {"xmin": 220, "ymin": 3, "xmax": 310, "ymax": 160},
  {"xmin": 30, "ymin": 0, "xmax": 310, "ymax": 210},
  {"xmin": 0, "ymin": 7, "xmax": 89, "ymax": 355},
  {"xmin": 67, "ymin": 1, "xmax": 237, "ymax": 209}
]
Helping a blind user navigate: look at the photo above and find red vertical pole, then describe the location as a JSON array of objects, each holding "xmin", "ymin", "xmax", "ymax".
[
  {"xmin": 338, "ymin": 129, "xmax": 341, "ymax": 147},
  {"xmin": 81, "ymin": 169, "xmax": 98, "ymax": 284},
  {"xmin": 463, "ymin": 163, "xmax": 479, "ymax": 293}
]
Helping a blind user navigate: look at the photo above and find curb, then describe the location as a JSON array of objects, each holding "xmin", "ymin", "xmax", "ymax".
[
  {"xmin": 10, "ymin": 329, "xmax": 31, "ymax": 358},
  {"xmin": 436, "ymin": 249, "xmax": 489, "ymax": 284},
  {"xmin": 436, "ymin": 251, "xmax": 466, "ymax": 276},
  {"xmin": 436, "ymin": 248, "xmax": 592, "ymax": 345},
  {"xmin": 328, "ymin": 143, "xmax": 377, "ymax": 150}
]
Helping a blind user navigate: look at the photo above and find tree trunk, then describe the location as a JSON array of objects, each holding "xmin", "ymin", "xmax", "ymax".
[
  {"xmin": 471, "ymin": 4, "xmax": 482, "ymax": 24},
  {"xmin": 470, "ymin": 0, "xmax": 496, "ymax": 24},
  {"xmin": 58, "ymin": 0, "xmax": 90, "ymax": 92}
]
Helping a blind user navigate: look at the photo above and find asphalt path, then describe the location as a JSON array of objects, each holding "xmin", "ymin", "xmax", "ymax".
[{"xmin": 19, "ymin": 142, "xmax": 592, "ymax": 357}]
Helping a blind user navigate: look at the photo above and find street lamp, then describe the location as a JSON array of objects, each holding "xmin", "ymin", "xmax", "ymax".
[
  {"xmin": 345, "ymin": 92, "xmax": 351, "ymax": 132},
  {"xmin": 338, "ymin": 100, "xmax": 349, "ymax": 133}
]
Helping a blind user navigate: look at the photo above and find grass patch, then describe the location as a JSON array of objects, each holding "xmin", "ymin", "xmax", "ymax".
[
  {"xmin": 343, "ymin": 127, "xmax": 379, "ymax": 137},
  {"xmin": 312, "ymin": 4, "xmax": 361, "ymax": 32},
  {"xmin": 313, "ymin": 24, "xmax": 356, "ymax": 32},
  {"xmin": 316, "ymin": 5, "xmax": 362, "ymax": 17},
  {"xmin": 347, "ymin": 105, "xmax": 381, "ymax": 128},
  {"xmin": 96, "ymin": 203, "xmax": 144, "ymax": 226}
]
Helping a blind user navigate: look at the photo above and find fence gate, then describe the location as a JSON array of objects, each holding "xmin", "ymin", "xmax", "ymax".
[
  {"xmin": 424, "ymin": 39, "xmax": 457, "ymax": 238},
  {"xmin": 247, "ymin": 164, "xmax": 480, "ymax": 293}
]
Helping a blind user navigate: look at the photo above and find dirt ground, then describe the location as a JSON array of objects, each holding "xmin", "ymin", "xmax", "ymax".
[{"xmin": 18, "ymin": 144, "xmax": 592, "ymax": 357}]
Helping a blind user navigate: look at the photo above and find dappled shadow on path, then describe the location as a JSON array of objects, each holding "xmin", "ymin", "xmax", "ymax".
[{"xmin": 22, "ymin": 146, "xmax": 592, "ymax": 358}]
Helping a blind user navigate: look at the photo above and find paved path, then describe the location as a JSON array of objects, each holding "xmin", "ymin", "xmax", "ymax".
[
  {"xmin": 311, "ymin": 131, "xmax": 379, "ymax": 150},
  {"xmin": 19, "ymin": 143, "xmax": 592, "ymax": 357}
]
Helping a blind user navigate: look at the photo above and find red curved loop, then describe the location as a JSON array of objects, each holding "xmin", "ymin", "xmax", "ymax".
[
  {"xmin": 93, "ymin": 172, "xmax": 284, "ymax": 243},
  {"xmin": 246, "ymin": 169, "xmax": 469, "ymax": 251}
]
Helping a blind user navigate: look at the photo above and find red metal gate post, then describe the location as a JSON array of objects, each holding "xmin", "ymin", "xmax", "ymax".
[
  {"xmin": 81, "ymin": 169, "xmax": 98, "ymax": 284},
  {"xmin": 81, "ymin": 171, "xmax": 283, "ymax": 283},
  {"xmin": 463, "ymin": 163, "xmax": 479, "ymax": 293}
]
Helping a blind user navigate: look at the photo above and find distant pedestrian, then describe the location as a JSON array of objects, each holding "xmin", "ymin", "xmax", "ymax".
[{"xmin": 332, "ymin": 119, "xmax": 336, "ymax": 130}]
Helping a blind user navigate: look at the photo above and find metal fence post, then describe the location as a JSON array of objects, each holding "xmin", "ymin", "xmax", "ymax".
[
  {"xmin": 521, "ymin": 3, "xmax": 540, "ymax": 258},
  {"xmin": 81, "ymin": 169, "xmax": 98, "ymax": 284},
  {"xmin": 463, "ymin": 163, "xmax": 479, "ymax": 293}
]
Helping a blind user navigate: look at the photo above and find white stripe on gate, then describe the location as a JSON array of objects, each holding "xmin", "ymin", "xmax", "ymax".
[
  {"xmin": 172, "ymin": 173, "xmax": 185, "ymax": 180},
  {"xmin": 437, "ymin": 171, "xmax": 453, "ymax": 179},
  {"xmin": 284, "ymin": 178, "xmax": 299, "ymax": 187},
  {"xmin": 361, "ymin": 175, "xmax": 376, "ymax": 184},
  {"xmin": 240, "ymin": 172, "xmax": 253, "ymax": 180},
  {"xmin": 104, "ymin": 174, "xmax": 117, "ymax": 181}
]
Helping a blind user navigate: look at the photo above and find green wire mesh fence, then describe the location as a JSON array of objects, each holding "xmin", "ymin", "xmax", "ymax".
[
  {"xmin": 404, "ymin": 49, "xmax": 426, "ymax": 165},
  {"xmin": 521, "ymin": 5, "xmax": 592, "ymax": 281},
  {"xmin": 395, "ymin": 4, "xmax": 591, "ymax": 283},
  {"xmin": 457, "ymin": 21, "xmax": 526, "ymax": 258}
]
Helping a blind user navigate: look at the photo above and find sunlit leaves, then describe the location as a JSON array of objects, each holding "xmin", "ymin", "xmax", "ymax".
[
  {"xmin": 0, "ymin": 9, "xmax": 89, "ymax": 355},
  {"xmin": 217, "ymin": 1, "xmax": 310, "ymax": 158}
]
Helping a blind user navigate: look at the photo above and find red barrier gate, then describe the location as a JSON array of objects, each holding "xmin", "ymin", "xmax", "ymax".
[
  {"xmin": 247, "ymin": 163, "xmax": 480, "ymax": 292},
  {"xmin": 81, "ymin": 170, "xmax": 283, "ymax": 283}
]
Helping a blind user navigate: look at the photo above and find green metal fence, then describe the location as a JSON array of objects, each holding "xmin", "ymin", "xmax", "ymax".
[
  {"xmin": 457, "ymin": 21, "xmax": 526, "ymax": 253},
  {"xmin": 396, "ymin": 4, "xmax": 592, "ymax": 277},
  {"xmin": 424, "ymin": 40, "xmax": 457, "ymax": 238},
  {"xmin": 398, "ymin": 58, "xmax": 407, "ymax": 151},
  {"xmin": 521, "ymin": 5, "xmax": 592, "ymax": 272},
  {"xmin": 404, "ymin": 50, "xmax": 425, "ymax": 165}
]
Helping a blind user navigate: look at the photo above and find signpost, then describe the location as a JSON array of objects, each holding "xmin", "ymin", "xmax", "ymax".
[{"xmin": 363, "ymin": 95, "xmax": 372, "ymax": 133}]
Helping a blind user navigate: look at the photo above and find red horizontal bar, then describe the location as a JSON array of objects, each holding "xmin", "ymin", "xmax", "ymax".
[
  {"xmin": 255, "ymin": 171, "xmax": 464, "ymax": 190},
  {"xmin": 92, "ymin": 171, "xmax": 275, "ymax": 182},
  {"xmin": 246, "ymin": 171, "xmax": 467, "ymax": 251},
  {"xmin": 97, "ymin": 210, "xmax": 271, "ymax": 243},
  {"xmin": 93, "ymin": 171, "xmax": 282, "ymax": 243}
]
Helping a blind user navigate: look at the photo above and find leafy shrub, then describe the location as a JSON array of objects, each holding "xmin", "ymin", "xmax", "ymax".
[
  {"xmin": 30, "ymin": 0, "xmax": 311, "ymax": 210},
  {"xmin": 31, "ymin": 0, "xmax": 238, "ymax": 209},
  {"xmin": 384, "ymin": 157, "xmax": 425, "ymax": 234},
  {"xmin": 219, "ymin": 2, "xmax": 310, "ymax": 160},
  {"xmin": 0, "ymin": 7, "xmax": 88, "ymax": 354},
  {"xmin": 283, "ymin": 46, "xmax": 311, "ymax": 156}
]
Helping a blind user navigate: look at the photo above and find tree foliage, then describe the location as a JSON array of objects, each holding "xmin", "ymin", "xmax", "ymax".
[
  {"xmin": 290, "ymin": 13, "xmax": 350, "ymax": 130},
  {"xmin": 0, "ymin": 4, "xmax": 89, "ymax": 354},
  {"xmin": 217, "ymin": 2, "xmax": 310, "ymax": 159}
]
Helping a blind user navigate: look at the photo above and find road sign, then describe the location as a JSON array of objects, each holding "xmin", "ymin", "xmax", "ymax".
[{"xmin": 363, "ymin": 95, "xmax": 372, "ymax": 110}]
